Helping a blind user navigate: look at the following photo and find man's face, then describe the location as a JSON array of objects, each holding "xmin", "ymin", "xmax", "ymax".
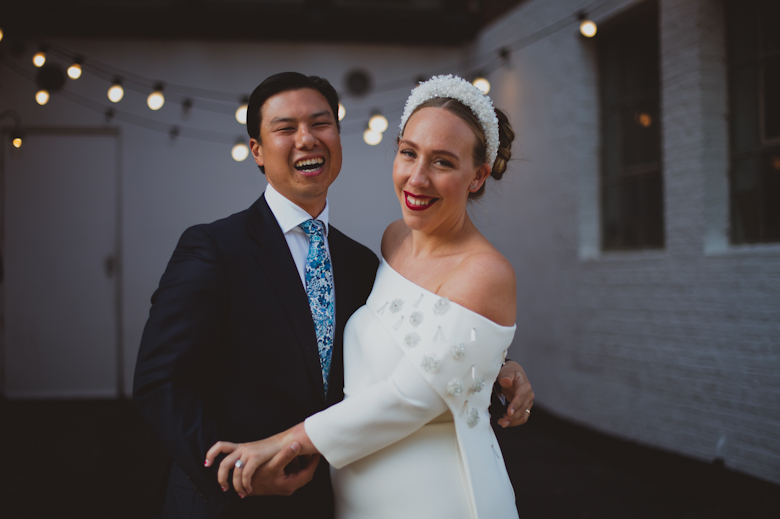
[{"xmin": 251, "ymin": 88, "xmax": 342, "ymax": 217}]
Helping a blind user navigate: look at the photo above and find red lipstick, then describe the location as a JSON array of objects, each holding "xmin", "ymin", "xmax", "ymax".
[{"xmin": 404, "ymin": 191, "xmax": 437, "ymax": 211}]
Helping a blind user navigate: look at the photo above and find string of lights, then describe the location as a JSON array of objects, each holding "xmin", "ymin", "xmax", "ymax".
[{"xmin": 0, "ymin": 0, "xmax": 613, "ymax": 157}]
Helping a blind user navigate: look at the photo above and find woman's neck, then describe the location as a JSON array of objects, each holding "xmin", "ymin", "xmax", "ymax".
[{"xmin": 405, "ymin": 213, "xmax": 478, "ymax": 260}]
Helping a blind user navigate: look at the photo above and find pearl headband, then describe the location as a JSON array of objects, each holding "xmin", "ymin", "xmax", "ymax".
[{"xmin": 399, "ymin": 74, "xmax": 500, "ymax": 167}]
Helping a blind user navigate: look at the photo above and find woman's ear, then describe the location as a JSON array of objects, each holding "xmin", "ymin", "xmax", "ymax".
[{"xmin": 469, "ymin": 163, "xmax": 491, "ymax": 192}]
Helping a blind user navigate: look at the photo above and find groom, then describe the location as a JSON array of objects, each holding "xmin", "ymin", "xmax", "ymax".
[{"xmin": 134, "ymin": 72, "xmax": 533, "ymax": 519}]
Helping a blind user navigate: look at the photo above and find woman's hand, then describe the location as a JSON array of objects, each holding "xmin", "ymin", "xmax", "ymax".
[
  {"xmin": 205, "ymin": 437, "xmax": 285, "ymax": 496},
  {"xmin": 204, "ymin": 422, "xmax": 320, "ymax": 497}
]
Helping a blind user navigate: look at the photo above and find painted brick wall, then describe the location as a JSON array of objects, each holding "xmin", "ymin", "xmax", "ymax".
[{"xmin": 469, "ymin": 0, "xmax": 780, "ymax": 483}]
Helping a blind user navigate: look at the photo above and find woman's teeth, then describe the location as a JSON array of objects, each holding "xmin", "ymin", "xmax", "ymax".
[{"xmin": 408, "ymin": 196, "xmax": 432, "ymax": 206}]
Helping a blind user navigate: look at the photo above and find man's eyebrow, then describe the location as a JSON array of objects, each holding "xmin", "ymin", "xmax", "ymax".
[
  {"xmin": 399, "ymin": 139, "xmax": 459, "ymax": 159},
  {"xmin": 310, "ymin": 110, "xmax": 334, "ymax": 120},
  {"xmin": 269, "ymin": 116, "xmax": 296, "ymax": 125},
  {"xmin": 268, "ymin": 111, "xmax": 333, "ymax": 125}
]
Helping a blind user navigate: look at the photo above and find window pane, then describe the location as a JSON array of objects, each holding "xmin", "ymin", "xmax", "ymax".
[
  {"xmin": 727, "ymin": 0, "xmax": 780, "ymax": 244},
  {"xmin": 731, "ymin": 66, "xmax": 760, "ymax": 153},
  {"xmin": 730, "ymin": 156, "xmax": 761, "ymax": 243},
  {"xmin": 622, "ymin": 104, "xmax": 661, "ymax": 167},
  {"xmin": 602, "ymin": 172, "xmax": 663, "ymax": 250},
  {"xmin": 760, "ymin": 147, "xmax": 780, "ymax": 241},
  {"xmin": 598, "ymin": 0, "xmax": 663, "ymax": 251},
  {"xmin": 602, "ymin": 112, "xmax": 620, "ymax": 181},
  {"xmin": 764, "ymin": 55, "xmax": 780, "ymax": 140},
  {"xmin": 761, "ymin": 0, "xmax": 780, "ymax": 54}
]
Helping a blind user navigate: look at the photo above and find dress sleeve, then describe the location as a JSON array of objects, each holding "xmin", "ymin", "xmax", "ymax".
[
  {"xmin": 304, "ymin": 351, "xmax": 447, "ymax": 469},
  {"xmin": 305, "ymin": 294, "xmax": 512, "ymax": 469}
]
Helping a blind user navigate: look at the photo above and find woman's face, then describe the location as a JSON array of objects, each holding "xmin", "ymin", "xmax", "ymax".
[{"xmin": 393, "ymin": 107, "xmax": 489, "ymax": 234}]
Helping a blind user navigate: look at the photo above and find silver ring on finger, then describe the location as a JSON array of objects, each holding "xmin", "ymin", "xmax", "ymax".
[
  {"xmin": 235, "ymin": 459, "xmax": 245, "ymax": 469},
  {"xmin": 525, "ymin": 409, "xmax": 531, "ymax": 414}
]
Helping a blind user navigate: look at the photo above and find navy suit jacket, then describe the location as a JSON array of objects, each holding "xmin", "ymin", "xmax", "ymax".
[{"xmin": 133, "ymin": 195, "xmax": 379, "ymax": 518}]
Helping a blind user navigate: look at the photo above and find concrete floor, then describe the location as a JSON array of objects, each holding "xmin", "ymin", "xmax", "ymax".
[{"xmin": 0, "ymin": 399, "xmax": 777, "ymax": 518}]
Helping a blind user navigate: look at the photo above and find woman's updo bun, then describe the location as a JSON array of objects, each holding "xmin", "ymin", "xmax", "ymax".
[{"xmin": 401, "ymin": 98, "xmax": 515, "ymax": 200}]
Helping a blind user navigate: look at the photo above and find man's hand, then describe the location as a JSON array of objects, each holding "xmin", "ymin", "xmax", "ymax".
[
  {"xmin": 246, "ymin": 447, "xmax": 321, "ymax": 497},
  {"xmin": 496, "ymin": 360, "xmax": 534, "ymax": 428},
  {"xmin": 205, "ymin": 437, "xmax": 320, "ymax": 498}
]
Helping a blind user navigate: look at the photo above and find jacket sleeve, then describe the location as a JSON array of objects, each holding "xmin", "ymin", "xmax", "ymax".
[{"xmin": 133, "ymin": 225, "xmax": 234, "ymax": 512}]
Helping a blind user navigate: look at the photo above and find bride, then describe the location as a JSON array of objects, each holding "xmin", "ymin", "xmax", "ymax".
[{"xmin": 206, "ymin": 75, "xmax": 521, "ymax": 518}]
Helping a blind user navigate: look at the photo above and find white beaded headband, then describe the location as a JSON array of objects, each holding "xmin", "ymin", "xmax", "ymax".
[{"xmin": 399, "ymin": 74, "xmax": 500, "ymax": 167}]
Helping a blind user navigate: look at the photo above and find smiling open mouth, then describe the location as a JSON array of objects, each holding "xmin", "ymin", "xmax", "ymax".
[
  {"xmin": 404, "ymin": 192, "xmax": 438, "ymax": 211},
  {"xmin": 294, "ymin": 157, "xmax": 324, "ymax": 173}
]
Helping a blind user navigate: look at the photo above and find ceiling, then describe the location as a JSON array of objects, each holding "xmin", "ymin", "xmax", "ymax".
[{"xmin": 0, "ymin": 0, "xmax": 524, "ymax": 46}]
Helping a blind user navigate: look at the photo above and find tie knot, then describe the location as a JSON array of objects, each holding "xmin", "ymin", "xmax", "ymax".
[{"xmin": 300, "ymin": 219, "xmax": 325, "ymax": 239}]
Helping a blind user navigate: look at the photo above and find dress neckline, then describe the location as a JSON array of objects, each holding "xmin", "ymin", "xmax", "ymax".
[{"xmin": 380, "ymin": 258, "xmax": 516, "ymax": 331}]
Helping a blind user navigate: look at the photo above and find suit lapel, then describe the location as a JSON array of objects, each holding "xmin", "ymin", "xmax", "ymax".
[{"xmin": 248, "ymin": 195, "xmax": 326, "ymax": 400}]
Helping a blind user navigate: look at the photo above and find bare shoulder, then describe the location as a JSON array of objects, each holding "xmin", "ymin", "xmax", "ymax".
[
  {"xmin": 440, "ymin": 250, "xmax": 517, "ymax": 327},
  {"xmin": 380, "ymin": 219, "xmax": 409, "ymax": 260}
]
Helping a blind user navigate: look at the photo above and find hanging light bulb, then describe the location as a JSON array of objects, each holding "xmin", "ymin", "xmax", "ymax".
[
  {"xmin": 107, "ymin": 79, "xmax": 124, "ymax": 103},
  {"xmin": 368, "ymin": 111, "xmax": 388, "ymax": 133},
  {"xmin": 147, "ymin": 83, "xmax": 165, "ymax": 111},
  {"xmin": 35, "ymin": 89, "xmax": 50, "ymax": 105},
  {"xmin": 67, "ymin": 60, "xmax": 82, "ymax": 80},
  {"xmin": 235, "ymin": 96, "xmax": 248, "ymax": 125},
  {"xmin": 232, "ymin": 140, "xmax": 249, "ymax": 162},
  {"xmin": 363, "ymin": 128, "xmax": 382, "ymax": 146},
  {"xmin": 33, "ymin": 50, "xmax": 47, "ymax": 68},
  {"xmin": 12, "ymin": 137, "xmax": 22, "ymax": 148},
  {"xmin": 338, "ymin": 103, "xmax": 346, "ymax": 121},
  {"xmin": 472, "ymin": 76, "xmax": 490, "ymax": 94},
  {"xmin": 578, "ymin": 12, "xmax": 597, "ymax": 38}
]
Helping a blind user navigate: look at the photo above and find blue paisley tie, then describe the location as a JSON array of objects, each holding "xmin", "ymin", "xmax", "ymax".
[{"xmin": 299, "ymin": 219, "xmax": 334, "ymax": 396}]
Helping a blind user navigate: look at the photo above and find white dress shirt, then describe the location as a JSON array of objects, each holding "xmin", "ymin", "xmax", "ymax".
[{"xmin": 264, "ymin": 182, "xmax": 334, "ymax": 294}]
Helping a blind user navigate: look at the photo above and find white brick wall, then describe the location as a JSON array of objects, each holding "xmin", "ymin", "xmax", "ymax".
[{"xmin": 470, "ymin": 0, "xmax": 780, "ymax": 483}]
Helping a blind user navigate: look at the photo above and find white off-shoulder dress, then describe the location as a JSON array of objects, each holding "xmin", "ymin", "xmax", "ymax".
[{"xmin": 305, "ymin": 259, "xmax": 519, "ymax": 519}]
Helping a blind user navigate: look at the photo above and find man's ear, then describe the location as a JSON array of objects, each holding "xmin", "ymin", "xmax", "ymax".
[{"xmin": 250, "ymin": 138, "xmax": 263, "ymax": 168}]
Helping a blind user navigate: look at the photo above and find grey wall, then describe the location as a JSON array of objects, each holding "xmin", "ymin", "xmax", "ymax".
[
  {"xmin": 0, "ymin": 39, "xmax": 463, "ymax": 398},
  {"xmin": 470, "ymin": 0, "xmax": 779, "ymax": 484}
]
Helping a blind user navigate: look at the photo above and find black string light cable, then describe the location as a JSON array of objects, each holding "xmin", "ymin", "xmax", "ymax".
[
  {"xmin": 1, "ymin": 54, "xmax": 385, "ymax": 143},
  {"xmin": 0, "ymin": 57, "xmax": 240, "ymax": 145},
  {"xmin": 24, "ymin": 0, "xmax": 617, "ymax": 107},
  {"xmin": 344, "ymin": 0, "xmax": 618, "ymax": 98},
  {"xmin": 41, "ymin": 40, "xmax": 242, "ymax": 104},
  {"xmin": 2, "ymin": 0, "xmax": 618, "ymax": 147}
]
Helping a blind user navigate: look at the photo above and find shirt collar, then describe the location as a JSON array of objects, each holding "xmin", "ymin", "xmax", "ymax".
[{"xmin": 265, "ymin": 183, "xmax": 330, "ymax": 236}]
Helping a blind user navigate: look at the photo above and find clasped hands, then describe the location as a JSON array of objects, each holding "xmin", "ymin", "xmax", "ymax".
[
  {"xmin": 204, "ymin": 423, "xmax": 319, "ymax": 498},
  {"xmin": 204, "ymin": 361, "xmax": 534, "ymax": 498}
]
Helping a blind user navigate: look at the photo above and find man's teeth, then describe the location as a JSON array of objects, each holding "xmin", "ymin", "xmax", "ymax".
[
  {"xmin": 408, "ymin": 196, "xmax": 432, "ymax": 206},
  {"xmin": 295, "ymin": 158, "xmax": 324, "ymax": 170}
]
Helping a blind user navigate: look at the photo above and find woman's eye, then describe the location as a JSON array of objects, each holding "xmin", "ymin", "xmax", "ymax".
[
  {"xmin": 400, "ymin": 149, "xmax": 415, "ymax": 158},
  {"xmin": 435, "ymin": 160, "xmax": 453, "ymax": 168}
]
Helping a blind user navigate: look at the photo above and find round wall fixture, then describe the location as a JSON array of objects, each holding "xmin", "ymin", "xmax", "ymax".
[{"xmin": 345, "ymin": 69, "xmax": 372, "ymax": 97}]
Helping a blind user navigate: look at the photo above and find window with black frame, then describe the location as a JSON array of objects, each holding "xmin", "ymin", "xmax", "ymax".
[
  {"xmin": 726, "ymin": 0, "xmax": 780, "ymax": 244},
  {"xmin": 598, "ymin": 1, "xmax": 663, "ymax": 251}
]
